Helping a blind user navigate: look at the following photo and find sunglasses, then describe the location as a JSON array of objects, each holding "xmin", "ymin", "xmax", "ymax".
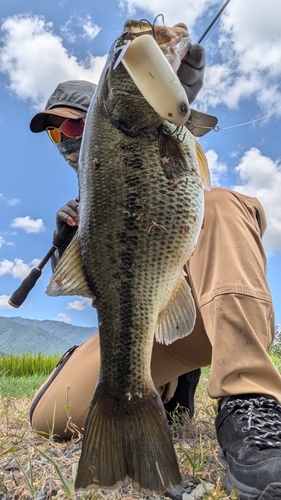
[{"xmin": 46, "ymin": 118, "xmax": 85, "ymax": 144}]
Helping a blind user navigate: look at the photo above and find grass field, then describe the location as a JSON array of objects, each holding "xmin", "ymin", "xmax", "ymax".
[
  {"xmin": 1, "ymin": 353, "xmax": 280, "ymax": 499},
  {"xmin": 0, "ymin": 352, "xmax": 61, "ymax": 398}
]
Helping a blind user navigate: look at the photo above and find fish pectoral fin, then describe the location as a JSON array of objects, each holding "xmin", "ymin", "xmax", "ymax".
[
  {"xmin": 155, "ymin": 273, "xmax": 196, "ymax": 345},
  {"xmin": 196, "ymin": 141, "xmax": 212, "ymax": 191},
  {"xmin": 46, "ymin": 232, "xmax": 94, "ymax": 299}
]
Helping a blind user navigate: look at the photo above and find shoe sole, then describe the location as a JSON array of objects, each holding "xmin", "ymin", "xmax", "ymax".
[
  {"xmin": 218, "ymin": 449, "xmax": 281, "ymax": 500},
  {"xmin": 257, "ymin": 484, "xmax": 281, "ymax": 500}
]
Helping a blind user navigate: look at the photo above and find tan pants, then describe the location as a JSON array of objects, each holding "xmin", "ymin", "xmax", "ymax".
[{"xmin": 31, "ymin": 188, "xmax": 281, "ymax": 438}]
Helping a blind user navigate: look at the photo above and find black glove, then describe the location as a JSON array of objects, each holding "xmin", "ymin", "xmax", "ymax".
[
  {"xmin": 51, "ymin": 198, "xmax": 79, "ymax": 272},
  {"xmin": 177, "ymin": 43, "xmax": 206, "ymax": 104},
  {"xmin": 55, "ymin": 198, "xmax": 79, "ymax": 232}
]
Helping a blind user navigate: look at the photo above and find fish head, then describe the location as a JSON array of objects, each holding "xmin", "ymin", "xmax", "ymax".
[
  {"xmin": 97, "ymin": 29, "xmax": 166, "ymax": 135},
  {"xmin": 95, "ymin": 19, "xmax": 191, "ymax": 133}
]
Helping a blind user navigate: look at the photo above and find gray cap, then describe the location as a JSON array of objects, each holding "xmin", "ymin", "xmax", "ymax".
[{"xmin": 30, "ymin": 80, "xmax": 97, "ymax": 133}]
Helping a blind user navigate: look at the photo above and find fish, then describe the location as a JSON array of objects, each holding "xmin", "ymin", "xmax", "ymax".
[{"xmin": 46, "ymin": 19, "xmax": 210, "ymax": 495}]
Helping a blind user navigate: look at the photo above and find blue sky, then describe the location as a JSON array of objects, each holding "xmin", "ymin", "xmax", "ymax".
[{"xmin": 0, "ymin": 0, "xmax": 280, "ymax": 329}]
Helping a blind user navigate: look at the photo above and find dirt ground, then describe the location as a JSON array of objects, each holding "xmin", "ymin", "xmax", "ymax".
[{"xmin": 0, "ymin": 374, "xmax": 235, "ymax": 499}]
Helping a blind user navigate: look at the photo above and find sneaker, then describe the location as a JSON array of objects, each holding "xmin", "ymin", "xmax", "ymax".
[
  {"xmin": 164, "ymin": 369, "xmax": 201, "ymax": 423},
  {"xmin": 215, "ymin": 394, "xmax": 281, "ymax": 500}
]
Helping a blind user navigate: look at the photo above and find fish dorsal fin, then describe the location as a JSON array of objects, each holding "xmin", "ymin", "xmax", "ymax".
[
  {"xmin": 46, "ymin": 232, "xmax": 94, "ymax": 299},
  {"xmin": 155, "ymin": 272, "xmax": 196, "ymax": 345},
  {"xmin": 196, "ymin": 141, "xmax": 211, "ymax": 190}
]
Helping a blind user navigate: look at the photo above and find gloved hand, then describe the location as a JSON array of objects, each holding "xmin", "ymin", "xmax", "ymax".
[
  {"xmin": 55, "ymin": 199, "xmax": 79, "ymax": 232},
  {"xmin": 51, "ymin": 199, "xmax": 79, "ymax": 272},
  {"xmin": 177, "ymin": 43, "xmax": 206, "ymax": 104}
]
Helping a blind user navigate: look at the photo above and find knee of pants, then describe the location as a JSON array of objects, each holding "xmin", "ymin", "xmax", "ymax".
[{"xmin": 203, "ymin": 187, "xmax": 266, "ymax": 235}]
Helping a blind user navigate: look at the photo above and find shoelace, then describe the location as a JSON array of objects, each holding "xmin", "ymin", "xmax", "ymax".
[{"xmin": 225, "ymin": 397, "xmax": 281, "ymax": 449}]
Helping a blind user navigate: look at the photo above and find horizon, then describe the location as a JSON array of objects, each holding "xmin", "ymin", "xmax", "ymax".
[{"xmin": 0, "ymin": 0, "xmax": 280, "ymax": 329}]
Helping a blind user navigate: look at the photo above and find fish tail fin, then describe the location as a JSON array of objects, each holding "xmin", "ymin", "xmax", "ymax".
[{"xmin": 75, "ymin": 383, "xmax": 181, "ymax": 494}]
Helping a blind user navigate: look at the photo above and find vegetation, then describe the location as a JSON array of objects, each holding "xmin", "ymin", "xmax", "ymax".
[
  {"xmin": 0, "ymin": 352, "xmax": 60, "ymax": 397},
  {"xmin": 270, "ymin": 325, "xmax": 281, "ymax": 358},
  {"xmin": 0, "ymin": 374, "xmax": 48, "ymax": 398},
  {"xmin": 0, "ymin": 350, "xmax": 280, "ymax": 498},
  {"xmin": 0, "ymin": 352, "xmax": 61, "ymax": 377}
]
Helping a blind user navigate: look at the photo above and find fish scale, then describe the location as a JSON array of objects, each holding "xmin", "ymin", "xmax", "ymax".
[
  {"xmin": 47, "ymin": 20, "xmax": 207, "ymax": 495},
  {"xmin": 81, "ymin": 128, "xmax": 199, "ymax": 363}
]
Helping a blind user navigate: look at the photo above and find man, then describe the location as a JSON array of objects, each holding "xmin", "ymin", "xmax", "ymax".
[{"xmin": 30, "ymin": 37, "xmax": 281, "ymax": 499}]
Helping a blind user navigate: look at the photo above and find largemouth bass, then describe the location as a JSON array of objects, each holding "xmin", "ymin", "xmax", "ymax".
[{"xmin": 47, "ymin": 19, "xmax": 210, "ymax": 495}]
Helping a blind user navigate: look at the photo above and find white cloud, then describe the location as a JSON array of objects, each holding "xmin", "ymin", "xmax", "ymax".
[
  {"xmin": 54, "ymin": 312, "xmax": 71, "ymax": 323},
  {"xmin": 198, "ymin": 0, "xmax": 281, "ymax": 116},
  {"xmin": 66, "ymin": 298, "xmax": 92, "ymax": 311},
  {"xmin": 60, "ymin": 14, "xmax": 101, "ymax": 43},
  {"xmin": 11, "ymin": 216, "xmax": 46, "ymax": 234},
  {"xmin": 197, "ymin": 63, "xmax": 232, "ymax": 111},
  {"xmin": 0, "ymin": 14, "xmax": 106, "ymax": 110},
  {"xmin": 232, "ymin": 148, "xmax": 281, "ymax": 253},
  {"xmin": 0, "ymin": 295, "xmax": 13, "ymax": 309},
  {"xmin": 119, "ymin": 0, "xmax": 220, "ymax": 35},
  {"xmin": 82, "ymin": 18, "xmax": 101, "ymax": 40},
  {"xmin": 205, "ymin": 149, "xmax": 228, "ymax": 186},
  {"xmin": 0, "ymin": 259, "xmax": 13, "ymax": 276},
  {"xmin": 7, "ymin": 198, "xmax": 20, "ymax": 206},
  {"xmin": 220, "ymin": 0, "xmax": 281, "ymax": 76},
  {"xmin": 0, "ymin": 193, "xmax": 20, "ymax": 207},
  {"xmin": 0, "ymin": 258, "xmax": 41, "ymax": 280}
]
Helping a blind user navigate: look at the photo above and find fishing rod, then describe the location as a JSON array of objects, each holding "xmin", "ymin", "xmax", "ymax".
[
  {"xmin": 8, "ymin": 224, "xmax": 77, "ymax": 308},
  {"xmin": 198, "ymin": 0, "xmax": 232, "ymax": 44}
]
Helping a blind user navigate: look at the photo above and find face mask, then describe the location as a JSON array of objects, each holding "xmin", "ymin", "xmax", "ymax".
[{"xmin": 56, "ymin": 137, "xmax": 82, "ymax": 173}]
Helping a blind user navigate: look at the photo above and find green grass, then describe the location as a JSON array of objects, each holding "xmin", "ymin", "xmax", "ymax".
[
  {"xmin": 0, "ymin": 353, "xmax": 279, "ymax": 400},
  {"xmin": 0, "ymin": 352, "xmax": 61, "ymax": 377},
  {"xmin": 0, "ymin": 374, "xmax": 48, "ymax": 398},
  {"xmin": 0, "ymin": 353, "xmax": 61, "ymax": 397}
]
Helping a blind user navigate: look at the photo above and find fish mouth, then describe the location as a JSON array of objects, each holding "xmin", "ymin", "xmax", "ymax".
[{"xmin": 121, "ymin": 18, "xmax": 191, "ymax": 73}]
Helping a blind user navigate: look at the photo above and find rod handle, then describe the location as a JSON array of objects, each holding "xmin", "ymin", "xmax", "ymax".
[
  {"xmin": 8, "ymin": 223, "xmax": 78, "ymax": 308},
  {"xmin": 8, "ymin": 268, "xmax": 42, "ymax": 308}
]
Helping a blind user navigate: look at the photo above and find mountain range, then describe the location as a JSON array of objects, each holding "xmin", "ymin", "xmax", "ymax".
[{"xmin": 0, "ymin": 316, "xmax": 97, "ymax": 355}]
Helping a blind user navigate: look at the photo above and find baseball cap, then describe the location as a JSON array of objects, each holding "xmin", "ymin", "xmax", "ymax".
[{"xmin": 30, "ymin": 80, "xmax": 97, "ymax": 133}]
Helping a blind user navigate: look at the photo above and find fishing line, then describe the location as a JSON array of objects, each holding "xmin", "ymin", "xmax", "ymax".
[
  {"xmin": 189, "ymin": 112, "xmax": 275, "ymax": 133},
  {"xmin": 217, "ymin": 112, "xmax": 274, "ymax": 130}
]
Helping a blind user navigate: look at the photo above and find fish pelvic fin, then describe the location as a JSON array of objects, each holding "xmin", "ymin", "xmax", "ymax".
[
  {"xmin": 196, "ymin": 141, "xmax": 211, "ymax": 190},
  {"xmin": 75, "ymin": 383, "xmax": 182, "ymax": 494},
  {"xmin": 46, "ymin": 232, "xmax": 94, "ymax": 299},
  {"xmin": 155, "ymin": 272, "xmax": 196, "ymax": 345}
]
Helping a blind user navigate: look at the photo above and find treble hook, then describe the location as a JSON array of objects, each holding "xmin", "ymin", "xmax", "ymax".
[
  {"xmin": 138, "ymin": 19, "xmax": 156, "ymax": 39},
  {"xmin": 138, "ymin": 14, "xmax": 165, "ymax": 40},
  {"xmin": 163, "ymin": 123, "xmax": 181, "ymax": 136},
  {"xmin": 176, "ymin": 126, "xmax": 187, "ymax": 142},
  {"xmin": 153, "ymin": 14, "xmax": 165, "ymax": 26}
]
